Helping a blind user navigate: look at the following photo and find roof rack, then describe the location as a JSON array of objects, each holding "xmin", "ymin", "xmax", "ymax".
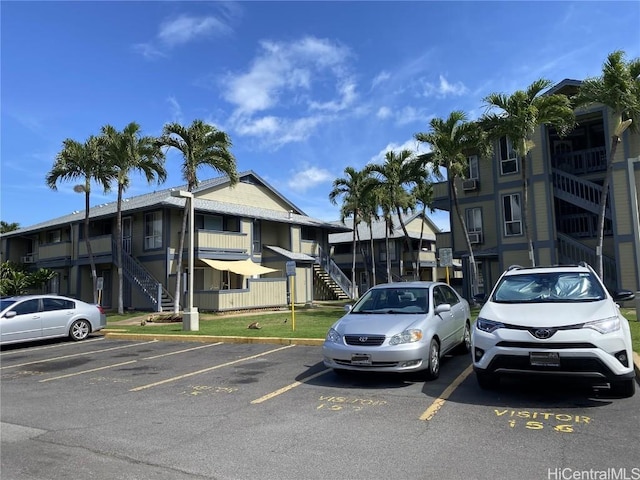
[{"xmin": 507, "ymin": 265, "xmax": 524, "ymax": 271}]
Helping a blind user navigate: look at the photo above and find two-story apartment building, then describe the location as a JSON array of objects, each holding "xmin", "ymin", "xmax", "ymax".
[
  {"xmin": 433, "ymin": 79, "xmax": 640, "ymax": 300},
  {"xmin": 329, "ymin": 213, "xmax": 449, "ymax": 296},
  {"xmin": 0, "ymin": 171, "xmax": 352, "ymax": 312}
]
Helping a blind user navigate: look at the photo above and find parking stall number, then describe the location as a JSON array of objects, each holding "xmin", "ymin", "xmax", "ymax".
[
  {"xmin": 179, "ymin": 385, "xmax": 239, "ymax": 397},
  {"xmin": 495, "ymin": 409, "xmax": 592, "ymax": 433},
  {"xmin": 316, "ymin": 395, "xmax": 388, "ymax": 412}
]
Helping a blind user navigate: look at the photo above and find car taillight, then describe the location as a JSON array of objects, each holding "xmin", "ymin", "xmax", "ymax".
[{"xmin": 96, "ymin": 305, "xmax": 105, "ymax": 314}]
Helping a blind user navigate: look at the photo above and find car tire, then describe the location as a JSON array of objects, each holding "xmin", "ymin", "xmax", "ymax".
[
  {"xmin": 455, "ymin": 321, "xmax": 471, "ymax": 354},
  {"xmin": 610, "ymin": 379, "xmax": 636, "ymax": 398},
  {"xmin": 69, "ymin": 319, "xmax": 91, "ymax": 341},
  {"xmin": 424, "ymin": 338, "xmax": 440, "ymax": 380},
  {"xmin": 333, "ymin": 368, "xmax": 349, "ymax": 376},
  {"xmin": 476, "ymin": 371, "xmax": 499, "ymax": 390}
]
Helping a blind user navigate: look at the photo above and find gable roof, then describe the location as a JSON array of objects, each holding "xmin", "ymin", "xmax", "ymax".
[
  {"xmin": 1, "ymin": 170, "xmax": 350, "ymax": 237},
  {"xmin": 329, "ymin": 213, "xmax": 440, "ymax": 244}
]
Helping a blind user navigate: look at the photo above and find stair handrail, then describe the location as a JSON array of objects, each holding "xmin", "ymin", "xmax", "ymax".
[
  {"xmin": 316, "ymin": 246, "xmax": 354, "ymax": 299},
  {"xmin": 557, "ymin": 233, "xmax": 617, "ymax": 289},
  {"xmin": 552, "ymin": 168, "xmax": 611, "ymax": 218},
  {"xmin": 113, "ymin": 241, "xmax": 173, "ymax": 311}
]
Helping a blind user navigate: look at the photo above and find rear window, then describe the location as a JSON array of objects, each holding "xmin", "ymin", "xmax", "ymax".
[
  {"xmin": 493, "ymin": 272, "xmax": 605, "ymax": 303},
  {"xmin": 43, "ymin": 298, "xmax": 75, "ymax": 311}
]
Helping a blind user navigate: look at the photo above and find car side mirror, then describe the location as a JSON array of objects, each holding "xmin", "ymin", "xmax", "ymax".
[
  {"xmin": 613, "ymin": 290, "xmax": 635, "ymax": 302},
  {"xmin": 3, "ymin": 311, "xmax": 17, "ymax": 319},
  {"xmin": 473, "ymin": 294, "xmax": 487, "ymax": 305},
  {"xmin": 344, "ymin": 304, "xmax": 353, "ymax": 313},
  {"xmin": 435, "ymin": 303, "xmax": 451, "ymax": 315}
]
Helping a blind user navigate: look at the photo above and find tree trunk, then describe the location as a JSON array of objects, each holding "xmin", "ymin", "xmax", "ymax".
[
  {"xmin": 596, "ymin": 135, "xmax": 620, "ymax": 280},
  {"xmin": 83, "ymin": 182, "xmax": 98, "ymax": 304},
  {"xmin": 369, "ymin": 223, "xmax": 376, "ymax": 286},
  {"xmin": 385, "ymin": 216, "xmax": 392, "ymax": 282},
  {"xmin": 351, "ymin": 215, "xmax": 357, "ymax": 298},
  {"xmin": 116, "ymin": 183, "xmax": 124, "ymax": 314},
  {"xmin": 520, "ymin": 147, "xmax": 535, "ymax": 267},
  {"xmin": 452, "ymin": 179, "xmax": 478, "ymax": 296},
  {"xmin": 417, "ymin": 208, "xmax": 426, "ymax": 281},
  {"xmin": 395, "ymin": 207, "xmax": 415, "ymax": 281},
  {"xmin": 173, "ymin": 204, "xmax": 188, "ymax": 314}
]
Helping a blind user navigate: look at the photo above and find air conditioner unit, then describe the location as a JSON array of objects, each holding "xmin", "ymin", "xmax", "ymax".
[
  {"xmin": 21, "ymin": 254, "xmax": 36, "ymax": 264},
  {"xmin": 468, "ymin": 232, "xmax": 482, "ymax": 244},
  {"xmin": 462, "ymin": 179, "xmax": 478, "ymax": 191}
]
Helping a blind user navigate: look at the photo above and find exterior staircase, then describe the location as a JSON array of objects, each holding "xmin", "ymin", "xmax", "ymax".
[
  {"xmin": 314, "ymin": 246, "xmax": 352, "ymax": 300},
  {"xmin": 552, "ymin": 169, "xmax": 611, "ymax": 219},
  {"xmin": 114, "ymin": 242, "xmax": 174, "ymax": 311}
]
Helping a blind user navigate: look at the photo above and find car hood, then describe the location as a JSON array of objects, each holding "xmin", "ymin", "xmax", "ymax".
[
  {"xmin": 479, "ymin": 300, "xmax": 618, "ymax": 327},
  {"xmin": 332, "ymin": 313, "xmax": 423, "ymax": 336}
]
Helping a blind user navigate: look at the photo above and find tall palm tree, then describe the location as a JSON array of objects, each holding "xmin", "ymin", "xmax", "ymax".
[
  {"xmin": 573, "ymin": 50, "xmax": 640, "ymax": 279},
  {"xmin": 366, "ymin": 150, "xmax": 425, "ymax": 281},
  {"xmin": 158, "ymin": 120, "xmax": 238, "ymax": 314},
  {"xmin": 46, "ymin": 136, "xmax": 114, "ymax": 303},
  {"xmin": 101, "ymin": 122, "xmax": 167, "ymax": 314},
  {"xmin": 0, "ymin": 221, "xmax": 20, "ymax": 233},
  {"xmin": 411, "ymin": 178, "xmax": 434, "ymax": 281},
  {"xmin": 329, "ymin": 166, "xmax": 371, "ymax": 298},
  {"xmin": 415, "ymin": 111, "xmax": 491, "ymax": 294},
  {"xmin": 359, "ymin": 186, "xmax": 381, "ymax": 287},
  {"xmin": 481, "ymin": 79, "xmax": 575, "ymax": 266}
]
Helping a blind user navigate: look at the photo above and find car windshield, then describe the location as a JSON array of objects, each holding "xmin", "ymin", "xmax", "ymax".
[
  {"xmin": 0, "ymin": 299, "xmax": 19, "ymax": 311},
  {"xmin": 492, "ymin": 272, "xmax": 606, "ymax": 303},
  {"xmin": 351, "ymin": 288, "xmax": 428, "ymax": 314}
]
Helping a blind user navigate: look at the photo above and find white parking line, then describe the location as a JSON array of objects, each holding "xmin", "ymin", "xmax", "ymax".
[
  {"xmin": 130, "ymin": 344, "xmax": 296, "ymax": 392},
  {"xmin": 0, "ymin": 340, "xmax": 158, "ymax": 370}
]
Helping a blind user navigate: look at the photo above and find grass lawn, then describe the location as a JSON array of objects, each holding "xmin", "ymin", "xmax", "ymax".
[{"xmin": 106, "ymin": 305, "xmax": 640, "ymax": 354}]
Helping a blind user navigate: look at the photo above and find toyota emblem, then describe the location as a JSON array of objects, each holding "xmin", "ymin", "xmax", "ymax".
[
  {"xmin": 359, "ymin": 336, "xmax": 368, "ymax": 343},
  {"xmin": 533, "ymin": 328, "xmax": 554, "ymax": 339}
]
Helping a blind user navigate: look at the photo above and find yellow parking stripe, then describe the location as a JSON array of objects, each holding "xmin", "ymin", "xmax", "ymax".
[
  {"xmin": 39, "ymin": 361, "xmax": 138, "ymax": 382},
  {"xmin": 251, "ymin": 369, "xmax": 330, "ymax": 404},
  {"xmin": 130, "ymin": 344, "xmax": 296, "ymax": 392},
  {"xmin": 419, "ymin": 364, "xmax": 473, "ymax": 421},
  {"xmin": 0, "ymin": 341, "xmax": 158, "ymax": 370}
]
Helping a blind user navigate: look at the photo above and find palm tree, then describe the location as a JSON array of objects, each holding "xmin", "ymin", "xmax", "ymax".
[
  {"xmin": 481, "ymin": 79, "xmax": 575, "ymax": 266},
  {"xmin": 158, "ymin": 120, "xmax": 238, "ymax": 314},
  {"xmin": 101, "ymin": 122, "xmax": 167, "ymax": 314},
  {"xmin": 411, "ymin": 178, "xmax": 435, "ymax": 281},
  {"xmin": 329, "ymin": 166, "xmax": 371, "ymax": 298},
  {"xmin": 366, "ymin": 150, "xmax": 425, "ymax": 281},
  {"xmin": 359, "ymin": 186, "xmax": 381, "ymax": 287},
  {"xmin": 0, "ymin": 221, "xmax": 20, "ymax": 233},
  {"xmin": 573, "ymin": 50, "xmax": 640, "ymax": 279},
  {"xmin": 46, "ymin": 136, "xmax": 114, "ymax": 303},
  {"xmin": 415, "ymin": 111, "xmax": 491, "ymax": 294}
]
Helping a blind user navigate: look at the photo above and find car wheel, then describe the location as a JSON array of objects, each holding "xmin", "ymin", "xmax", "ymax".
[
  {"xmin": 610, "ymin": 379, "xmax": 636, "ymax": 398},
  {"xmin": 425, "ymin": 338, "xmax": 440, "ymax": 380},
  {"xmin": 69, "ymin": 319, "xmax": 91, "ymax": 341},
  {"xmin": 476, "ymin": 371, "xmax": 499, "ymax": 390},
  {"xmin": 455, "ymin": 321, "xmax": 471, "ymax": 354}
]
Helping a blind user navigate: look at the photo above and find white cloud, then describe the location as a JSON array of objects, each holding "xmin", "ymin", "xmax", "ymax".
[
  {"xmin": 167, "ymin": 96, "xmax": 183, "ymax": 124},
  {"xmin": 421, "ymin": 74, "xmax": 468, "ymax": 98},
  {"xmin": 287, "ymin": 165, "xmax": 333, "ymax": 192},
  {"xmin": 132, "ymin": 42, "xmax": 166, "ymax": 60},
  {"xmin": 371, "ymin": 71, "xmax": 391, "ymax": 89},
  {"xmin": 376, "ymin": 106, "xmax": 392, "ymax": 119},
  {"xmin": 158, "ymin": 15, "xmax": 232, "ymax": 46},
  {"xmin": 233, "ymin": 114, "xmax": 324, "ymax": 148},
  {"xmin": 368, "ymin": 138, "xmax": 425, "ymax": 165}
]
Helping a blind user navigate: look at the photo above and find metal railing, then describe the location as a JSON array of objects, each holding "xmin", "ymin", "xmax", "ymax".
[
  {"xmin": 552, "ymin": 146, "xmax": 607, "ymax": 175},
  {"xmin": 552, "ymin": 169, "xmax": 610, "ymax": 218},
  {"xmin": 557, "ymin": 233, "xmax": 617, "ymax": 289},
  {"xmin": 316, "ymin": 246, "xmax": 354, "ymax": 299}
]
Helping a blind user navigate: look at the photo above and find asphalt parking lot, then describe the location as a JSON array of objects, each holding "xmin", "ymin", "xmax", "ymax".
[{"xmin": 1, "ymin": 334, "xmax": 639, "ymax": 480}]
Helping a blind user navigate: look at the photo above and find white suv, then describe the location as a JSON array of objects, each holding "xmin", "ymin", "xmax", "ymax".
[{"xmin": 471, "ymin": 263, "xmax": 636, "ymax": 397}]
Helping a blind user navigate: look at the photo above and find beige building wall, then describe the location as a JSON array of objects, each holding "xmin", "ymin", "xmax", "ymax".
[{"xmin": 199, "ymin": 182, "xmax": 292, "ymax": 212}]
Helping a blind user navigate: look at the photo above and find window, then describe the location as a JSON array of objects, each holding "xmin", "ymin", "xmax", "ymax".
[
  {"xmin": 499, "ymin": 136, "xmax": 518, "ymax": 175},
  {"xmin": 144, "ymin": 211, "xmax": 163, "ymax": 249},
  {"xmin": 503, "ymin": 194, "xmax": 522, "ymax": 236},
  {"xmin": 12, "ymin": 299, "xmax": 40, "ymax": 315},
  {"xmin": 466, "ymin": 208, "xmax": 483, "ymax": 234},
  {"xmin": 440, "ymin": 285, "xmax": 461, "ymax": 305},
  {"xmin": 253, "ymin": 220, "xmax": 261, "ymax": 253},
  {"xmin": 47, "ymin": 230, "xmax": 62, "ymax": 244},
  {"xmin": 467, "ymin": 155, "xmax": 479, "ymax": 180},
  {"xmin": 43, "ymin": 298, "xmax": 74, "ymax": 311},
  {"xmin": 196, "ymin": 215, "xmax": 240, "ymax": 232},
  {"xmin": 301, "ymin": 226, "xmax": 316, "ymax": 241},
  {"xmin": 334, "ymin": 244, "xmax": 351, "ymax": 255}
]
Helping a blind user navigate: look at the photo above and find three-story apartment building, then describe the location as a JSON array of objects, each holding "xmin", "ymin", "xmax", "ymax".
[
  {"xmin": 433, "ymin": 79, "xmax": 640, "ymax": 301},
  {"xmin": 1, "ymin": 171, "xmax": 352, "ymax": 312}
]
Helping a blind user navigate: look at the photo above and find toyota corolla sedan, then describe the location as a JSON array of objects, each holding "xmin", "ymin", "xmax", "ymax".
[
  {"xmin": 0, "ymin": 294, "xmax": 107, "ymax": 345},
  {"xmin": 471, "ymin": 263, "xmax": 636, "ymax": 397},
  {"xmin": 323, "ymin": 282, "xmax": 471, "ymax": 379}
]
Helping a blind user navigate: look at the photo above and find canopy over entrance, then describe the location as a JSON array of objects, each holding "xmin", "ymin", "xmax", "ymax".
[{"xmin": 201, "ymin": 259, "xmax": 278, "ymax": 276}]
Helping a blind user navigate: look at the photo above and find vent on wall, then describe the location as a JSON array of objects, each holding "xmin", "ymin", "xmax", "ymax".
[
  {"xmin": 468, "ymin": 232, "xmax": 482, "ymax": 244},
  {"xmin": 462, "ymin": 179, "xmax": 478, "ymax": 191}
]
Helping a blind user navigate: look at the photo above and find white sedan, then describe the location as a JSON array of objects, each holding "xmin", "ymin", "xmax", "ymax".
[{"xmin": 323, "ymin": 282, "xmax": 471, "ymax": 379}]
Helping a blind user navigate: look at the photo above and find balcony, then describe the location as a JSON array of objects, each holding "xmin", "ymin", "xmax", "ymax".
[
  {"xmin": 300, "ymin": 240, "xmax": 319, "ymax": 257},
  {"xmin": 196, "ymin": 230, "xmax": 250, "ymax": 254},
  {"xmin": 78, "ymin": 234, "xmax": 113, "ymax": 257},
  {"xmin": 38, "ymin": 241, "xmax": 72, "ymax": 262}
]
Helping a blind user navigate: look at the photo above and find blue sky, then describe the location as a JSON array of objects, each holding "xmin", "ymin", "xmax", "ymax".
[{"xmin": 2, "ymin": 1, "xmax": 639, "ymax": 232}]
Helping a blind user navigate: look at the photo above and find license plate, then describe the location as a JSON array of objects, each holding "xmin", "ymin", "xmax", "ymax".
[
  {"xmin": 351, "ymin": 354, "xmax": 372, "ymax": 366},
  {"xmin": 530, "ymin": 352, "xmax": 560, "ymax": 367}
]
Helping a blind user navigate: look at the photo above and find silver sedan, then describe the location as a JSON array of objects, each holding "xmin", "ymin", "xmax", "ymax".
[
  {"xmin": 0, "ymin": 294, "xmax": 107, "ymax": 345},
  {"xmin": 322, "ymin": 281, "xmax": 471, "ymax": 378}
]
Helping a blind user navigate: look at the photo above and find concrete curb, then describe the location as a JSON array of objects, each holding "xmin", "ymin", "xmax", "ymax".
[{"xmin": 103, "ymin": 332, "xmax": 323, "ymax": 347}]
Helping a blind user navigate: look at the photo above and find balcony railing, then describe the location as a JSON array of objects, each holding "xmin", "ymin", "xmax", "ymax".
[
  {"xmin": 552, "ymin": 146, "xmax": 607, "ymax": 175},
  {"xmin": 195, "ymin": 230, "xmax": 249, "ymax": 252},
  {"xmin": 78, "ymin": 234, "xmax": 113, "ymax": 256},
  {"xmin": 38, "ymin": 241, "xmax": 72, "ymax": 261}
]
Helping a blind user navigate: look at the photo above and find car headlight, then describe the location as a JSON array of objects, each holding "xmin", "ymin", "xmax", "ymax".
[
  {"xmin": 389, "ymin": 329, "xmax": 423, "ymax": 345},
  {"xmin": 325, "ymin": 328, "xmax": 342, "ymax": 343},
  {"xmin": 476, "ymin": 317, "xmax": 504, "ymax": 333},
  {"xmin": 582, "ymin": 316, "xmax": 620, "ymax": 334}
]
